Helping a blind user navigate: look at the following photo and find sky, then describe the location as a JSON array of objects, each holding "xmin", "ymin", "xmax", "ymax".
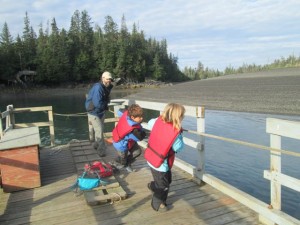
[{"xmin": 1, "ymin": 0, "xmax": 300, "ymax": 71}]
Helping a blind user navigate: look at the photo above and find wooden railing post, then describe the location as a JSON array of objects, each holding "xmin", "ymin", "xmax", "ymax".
[
  {"xmin": 48, "ymin": 106, "xmax": 55, "ymax": 146},
  {"xmin": 270, "ymin": 133, "xmax": 282, "ymax": 210},
  {"xmin": 6, "ymin": 105, "xmax": 13, "ymax": 129},
  {"xmin": 85, "ymin": 94, "xmax": 94, "ymax": 142},
  {"xmin": 195, "ymin": 106, "xmax": 205, "ymax": 180},
  {"xmin": 113, "ymin": 104, "xmax": 125, "ymax": 125},
  {"xmin": 88, "ymin": 116, "xmax": 94, "ymax": 142},
  {"xmin": 0, "ymin": 111, "xmax": 3, "ymax": 139}
]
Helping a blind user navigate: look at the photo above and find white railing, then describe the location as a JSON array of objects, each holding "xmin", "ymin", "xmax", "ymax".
[
  {"xmin": 0, "ymin": 105, "xmax": 55, "ymax": 146},
  {"xmin": 264, "ymin": 118, "xmax": 300, "ymax": 211},
  {"xmin": 106, "ymin": 99, "xmax": 300, "ymax": 225}
]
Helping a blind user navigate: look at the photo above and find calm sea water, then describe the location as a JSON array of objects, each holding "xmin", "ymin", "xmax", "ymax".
[{"xmin": 1, "ymin": 90, "xmax": 299, "ymax": 219}]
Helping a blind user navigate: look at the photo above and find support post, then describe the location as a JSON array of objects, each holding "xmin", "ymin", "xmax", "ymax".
[
  {"xmin": 195, "ymin": 106, "xmax": 205, "ymax": 180},
  {"xmin": 113, "ymin": 104, "xmax": 125, "ymax": 125},
  {"xmin": 0, "ymin": 111, "xmax": 3, "ymax": 139},
  {"xmin": 6, "ymin": 105, "xmax": 13, "ymax": 129},
  {"xmin": 270, "ymin": 134, "xmax": 282, "ymax": 210},
  {"xmin": 85, "ymin": 94, "xmax": 94, "ymax": 142},
  {"xmin": 48, "ymin": 106, "xmax": 55, "ymax": 146}
]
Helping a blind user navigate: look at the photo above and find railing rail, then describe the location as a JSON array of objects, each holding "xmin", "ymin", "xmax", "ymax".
[
  {"xmin": 105, "ymin": 99, "xmax": 299, "ymax": 225},
  {"xmin": 0, "ymin": 105, "xmax": 55, "ymax": 146}
]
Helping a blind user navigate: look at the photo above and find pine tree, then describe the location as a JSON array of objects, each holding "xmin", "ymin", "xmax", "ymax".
[
  {"xmin": 0, "ymin": 22, "xmax": 18, "ymax": 80},
  {"xmin": 102, "ymin": 16, "xmax": 118, "ymax": 72},
  {"xmin": 22, "ymin": 12, "xmax": 37, "ymax": 70}
]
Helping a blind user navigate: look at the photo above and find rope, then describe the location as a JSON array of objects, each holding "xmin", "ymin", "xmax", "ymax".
[
  {"xmin": 110, "ymin": 193, "xmax": 122, "ymax": 204},
  {"xmin": 183, "ymin": 129, "xmax": 300, "ymax": 158},
  {"xmin": 52, "ymin": 109, "xmax": 115, "ymax": 117},
  {"xmin": 53, "ymin": 112, "xmax": 87, "ymax": 117}
]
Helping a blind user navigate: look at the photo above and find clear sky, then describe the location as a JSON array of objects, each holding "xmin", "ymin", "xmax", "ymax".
[{"xmin": 1, "ymin": 0, "xmax": 300, "ymax": 71}]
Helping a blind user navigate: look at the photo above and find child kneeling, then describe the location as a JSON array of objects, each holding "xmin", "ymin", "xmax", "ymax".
[{"xmin": 112, "ymin": 104, "xmax": 146, "ymax": 172}]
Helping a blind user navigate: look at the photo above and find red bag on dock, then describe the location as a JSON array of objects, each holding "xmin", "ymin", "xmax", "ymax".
[{"xmin": 84, "ymin": 161, "xmax": 113, "ymax": 178}]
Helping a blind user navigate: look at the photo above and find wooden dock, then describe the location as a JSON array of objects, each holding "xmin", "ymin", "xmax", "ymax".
[
  {"xmin": 0, "ymin": 140, "xmax": 262, "ymax": 225},
  {"xmin": 1, "ymin": 101, "xmax": 299, "ymax": 224}
]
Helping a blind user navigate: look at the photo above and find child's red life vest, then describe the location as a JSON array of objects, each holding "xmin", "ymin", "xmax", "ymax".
[
  {"xmin": 85, "ymin": 161, "xmax": 113, "ymax": 178},
  {"xmin": 144, "ymin": 116, "xmax": 180, "ymax": 168},
  {"xmin": 112, "ymin": 110, "xmax": 141, "ymax": 142}
]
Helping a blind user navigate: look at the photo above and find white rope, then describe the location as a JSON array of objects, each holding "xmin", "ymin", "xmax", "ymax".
[{"xmin": 110, "ymin": 192, "xmax": 122, "ymax": 204}]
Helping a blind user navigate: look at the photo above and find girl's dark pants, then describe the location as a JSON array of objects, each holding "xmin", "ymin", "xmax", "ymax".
[{"xmin": 149, "ymin": 167, "xmax": 172, "ymax": 211}]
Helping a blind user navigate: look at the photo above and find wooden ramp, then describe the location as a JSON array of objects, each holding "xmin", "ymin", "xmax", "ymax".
[
  {"xmin": 0, "ymin": 140, "xmax": 262, "ymax": 225},
  {"xmin": 69, "ymin": 140, "xmax": 127, "ymax": 205}
]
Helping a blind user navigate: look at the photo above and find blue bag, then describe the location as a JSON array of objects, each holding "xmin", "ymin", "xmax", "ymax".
[
  {"xmin": 77, "ymin": 174, "xmax": 100, "ymax": 190},
  {"xmin": 73, "ymin": 171, "xmax": 101, "ymax": 191}
]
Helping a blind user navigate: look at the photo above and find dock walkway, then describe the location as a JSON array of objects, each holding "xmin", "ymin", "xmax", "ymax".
[{"xmin": 0, "ymin": 140, "xmax": 262, "ymax": 225}]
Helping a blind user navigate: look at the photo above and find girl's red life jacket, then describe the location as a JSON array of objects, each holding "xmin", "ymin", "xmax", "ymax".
[
  {"xmin": 112, "ymin": 110, "xmax": 141, "ymax": 142},
  {"xmin": 144, "ymin": 116, "xmax": 180, "ymax": 168}
]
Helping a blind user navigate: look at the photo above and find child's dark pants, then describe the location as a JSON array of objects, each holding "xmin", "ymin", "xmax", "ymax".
[{"xmin": 149, "ymin": 168, "xmax": 172, "ymax": 211}]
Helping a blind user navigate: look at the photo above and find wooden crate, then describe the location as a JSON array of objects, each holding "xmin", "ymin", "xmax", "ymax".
[
  {"xmin": 0, "ymin": 127, "xmax": 41, "ymax": 192},
  {"xmin": 0, "ymin": 146, "xmax": 40, "ymax": 192}
]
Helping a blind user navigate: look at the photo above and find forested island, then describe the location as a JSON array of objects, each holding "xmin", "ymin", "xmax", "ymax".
[{"xmin": 1, "ymin": 10, "xmax": 300, "ymax": 89}]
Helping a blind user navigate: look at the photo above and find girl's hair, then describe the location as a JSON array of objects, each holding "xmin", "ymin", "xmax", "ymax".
[
  {"xmin": 161, "ymin": 103, "xmax": 185, "ymax": 130},
  {"xmin": 128, "ymin": 104, "xmax": 143, "ymax": 118}
]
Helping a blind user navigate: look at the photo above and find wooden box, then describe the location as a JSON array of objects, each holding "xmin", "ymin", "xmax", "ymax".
[{"xmin": 0, "ymin": 127, "xmax": 41, "ymax": 192}]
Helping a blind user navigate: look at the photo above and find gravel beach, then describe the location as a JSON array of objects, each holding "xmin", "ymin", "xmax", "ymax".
[
  {"xmin": 126, "ymin": 67, "xmax": 300, "ymax": 116},
  {"xmin": 1, "ymin": 67, "xmax": 299, "ymax": 116}
]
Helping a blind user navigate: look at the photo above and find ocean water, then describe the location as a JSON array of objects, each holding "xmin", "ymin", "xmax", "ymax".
[{"xmin": 1, "ymin": 91, "xmax": 299, "ymax": 219}]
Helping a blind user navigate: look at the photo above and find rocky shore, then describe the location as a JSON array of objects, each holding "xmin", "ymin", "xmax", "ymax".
[
  {"xmin": 1, "ymin": 68, "xmax": 300, "ymax": 116},
  {"xmin": 126, "ymin": 67, "xmax": 300, "ymax": 116}
]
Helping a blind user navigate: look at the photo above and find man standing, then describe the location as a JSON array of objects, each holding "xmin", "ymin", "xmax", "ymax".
[{"xmin": 85, "ymin": 71, "xmax": 113, "ymax": 156}]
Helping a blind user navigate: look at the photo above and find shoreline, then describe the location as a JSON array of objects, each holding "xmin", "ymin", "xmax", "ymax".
[
  {"xmin": 125, "ymin": 69, "xmax": 300, "ymax": 116},
  {"xmin": 1, "ymin": 68, "xmax": 300, "ymax": 116}
]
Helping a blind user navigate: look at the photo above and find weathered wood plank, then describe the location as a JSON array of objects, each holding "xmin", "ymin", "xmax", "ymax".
[
  {"xmin": 0, "ymin": 141, "xmax": 266, "ymax": 225},
  {"xmin": 84, "ymin": 186, "xmax": 127, "ymax": 206}
]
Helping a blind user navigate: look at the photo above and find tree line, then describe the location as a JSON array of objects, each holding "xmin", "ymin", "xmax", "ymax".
[
  {"xmin": 0, "ymin": 10, "xmax": 188, "ymax": 85},
  {"xmin": 183, "ymin": 55, "xmax": 300, "ymax": 80},
  {"xmin": 1, "ymin": 10, "xmax": 299, "ymax": 86}
]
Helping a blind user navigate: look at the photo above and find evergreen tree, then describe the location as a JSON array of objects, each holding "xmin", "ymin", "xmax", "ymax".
[
  {"xmin": 130, "ymin": 23, "xmax": 147, "ymax": 82},
  {"xmin": 152, "ymin": 52, "xmax": 165, "ymax": 80},
  {"xmin": 0, "ymin": 22, "xmax": 18, "ymax": 80},
  {"xmin": 36, "ymin": 23, "xmax": 48, "ymax": 82},
  {"xmin": 76, "ymin": 10, "xmax": 94, "ymax": 81},
  {"xmin": 93, "ymin": 24, "xmax": 104, "ymax": 78},
  {"xmin": 22, "ymin": 12, "xmax": 37, "ymax": 70},
  {"xmin": 102, "ymin": 16, "xmax": 118, "ymax": 72},
  {"xmin": 115, "ymin": 15, "xmax": 131, "ymax": 80},
  {"xmin": 68, "ymin": 10, "xmax": 81, "ymax": 81}
]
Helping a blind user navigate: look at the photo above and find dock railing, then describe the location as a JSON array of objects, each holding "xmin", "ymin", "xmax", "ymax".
[
  {"xmin": 0, "ymin": 105, "xmax": 55, "ymax": 146},
  {"xmin": 102, "ymin": 99, "xmax": 300, "ymax": 225}
]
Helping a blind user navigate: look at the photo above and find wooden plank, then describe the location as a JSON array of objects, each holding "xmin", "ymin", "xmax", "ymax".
[
  {"xmin": 267, "ymin": 118, "xmax": 300, "ymax": 140},
  {"xmin": 111, "ymin": 99, "xmax": 204, "ymax": 117},
  {"xmin": 14, "ymin": 122, "xmax": 50, "ymax": 128},
  {"xmin": 84, "ymin": 186, "xmax": 127, "ymax": 206},
  {"xmin": 264, "ymin": 170, "xmax": 300, "ymax": 192},
  {"xmin": 0, "ymin": 142, "xmax": 269, "ymax": 225},
  {"xmin": 13, "ymin": 106, "xmax": 52, "ymax": 112},
  {"xmin": 93, "ymin": 176, "xmax": 120, "ymax": 189}
]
